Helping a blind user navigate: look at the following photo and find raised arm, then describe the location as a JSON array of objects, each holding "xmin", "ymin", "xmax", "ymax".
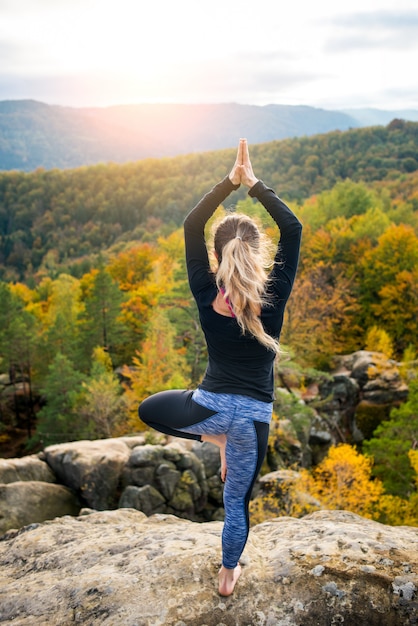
[
  {"xmin": 240, "ymin": 139, "xmax": 302, "ymax": 292},
  {"xmin": 250, "ymin": 181, "xmax": 302, "ymax": 292},
  {"xmin": 183, "ymin": 177, "xmax": 239, "ymax": 297}
]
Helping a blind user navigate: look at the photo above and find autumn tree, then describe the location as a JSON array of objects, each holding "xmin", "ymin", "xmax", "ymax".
[
  {"xmin": 123, "ymin": 309, "xmax": 189, "ymax": 430},
  {"xmin": 31, "ymin": 274, "xmax": 83, "ymax": 378},
  {"xmin": 359, "ymin": 224, "xmax": 418, "ymax": 355},
  {"xmin": 365, "ymin": 326, "xmax": 394, "ymax": 359},
  {"xmin": 250, "ymin": 444, "xmax": 384, "ymax": 523},
  {"xmin": 297, "ymin": 444, "xmax": 384, "ymax": 518},
  {"xmin": 282, "ymin": 262, "xmax": 361, "ymax": 368}
]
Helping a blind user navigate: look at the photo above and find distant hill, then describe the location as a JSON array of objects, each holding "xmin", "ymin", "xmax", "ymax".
[
  {"xmin": 0, "ymin": 100, "xmax": 358, "ymax": 172},
  {"xmin": 343, "ymin": 107, "xmax": 418, "ymax": 126},
  {"xmin": 1, "ymin": 118, "xmax": 417, "ymax": 282},
  {"xmin": 1, "ymin": 100, "xmax": 417, "ymax": 173}
]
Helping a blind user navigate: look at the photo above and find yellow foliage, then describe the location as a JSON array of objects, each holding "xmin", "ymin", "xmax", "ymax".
[
  {"xmin": 250, "ymin": 470, "xmax": 315, "ymax": 525},
  {"xmin": 123, "ymin": 309, "xmax": 189, "ymax": 431},
  {"xmin": 250, "ymin": 444, "xmax": 418, "ymax": 527},
  {"xmin": 365, "ymin": 325, "xmax": 394, "ymax": 359},
  {"xmin": 296, "ymin": 444, "xmax": 384, "ymax": 519},
  {"xmin": 399, "ymin": 345, "xmax": 418, "ymax": 382},
  {"xmin": 377, "ymin": 494, "xmax": 418, "ymax": 526},
  {"xmin": 250, "ymin": 444, "xmax": 387, "ymax": 525},
  {"xmin": 92, "ymin": 346, "xmax": 112, "ymax": 372},
  {"xmin": 9, "ymin": 282, "xmax": 35, "ymax": 305}
]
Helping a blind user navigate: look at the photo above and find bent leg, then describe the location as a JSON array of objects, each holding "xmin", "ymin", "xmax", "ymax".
[{"xmin": 138, "ymin": 389, "xmax": 217, "ymax": 442}]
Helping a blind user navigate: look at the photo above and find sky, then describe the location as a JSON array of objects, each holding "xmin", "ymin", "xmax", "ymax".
[{"xmin": 1, "ymin": 0, "xmax": 418, "ymax": 111}]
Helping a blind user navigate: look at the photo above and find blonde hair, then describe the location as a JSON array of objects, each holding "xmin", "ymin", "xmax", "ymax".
[{"xmin": 213, "ymin": 213, "xmax": 281, "ymax": 355}]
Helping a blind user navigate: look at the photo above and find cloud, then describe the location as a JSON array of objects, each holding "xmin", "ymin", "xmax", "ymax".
[
  {"xmin": 334, "ymin": 11, "xmax": 418, "ymax": 29},
  {"xmin": 0, "ymin": 40, "xmax": 46, "ymax": 72},
  {"xmin": 0, "ymin": 58, "xmax": 324, "ymax": 108},
  {"xmin": 324, "ymin": 10, "xmax": 418, "ymax": 52}
]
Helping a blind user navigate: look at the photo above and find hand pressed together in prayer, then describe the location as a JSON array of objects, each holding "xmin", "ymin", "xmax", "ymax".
[{"xmin": 229, "ymin": 138, "xmax": 259, "ymax": 189}]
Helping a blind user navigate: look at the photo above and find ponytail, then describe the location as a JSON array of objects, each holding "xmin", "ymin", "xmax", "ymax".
[{"xmin": 213, "ymin": 214, "xmax": 281, "ymax": 356}]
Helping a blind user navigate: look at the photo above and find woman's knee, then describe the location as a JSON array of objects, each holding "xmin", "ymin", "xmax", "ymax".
[
  {"xmin": 138, "ymin": 389, "xmax": 189, "ymax": 426},
  {"xmin": 138, "ymin": 394, "xmax": 156, "ymax": 425}
]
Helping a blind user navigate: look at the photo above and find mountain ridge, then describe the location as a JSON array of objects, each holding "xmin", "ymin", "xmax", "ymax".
[{"xmin": 2, "ymin": 99, "xmax": 417, "ymax": 172}]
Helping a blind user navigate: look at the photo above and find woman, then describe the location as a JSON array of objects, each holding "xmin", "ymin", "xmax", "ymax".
[{"xmin": 139, "ymin": 139, "xmax": 302, "ymax": 596}]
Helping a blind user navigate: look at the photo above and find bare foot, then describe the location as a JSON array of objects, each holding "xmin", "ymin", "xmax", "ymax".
[
  {"xmin": 201, "ymin": 433, "xmax": 227, "ymax": 482},
  {"xmin": 218, "ymin": 564, "xmax": 242, "ymax": 596}
]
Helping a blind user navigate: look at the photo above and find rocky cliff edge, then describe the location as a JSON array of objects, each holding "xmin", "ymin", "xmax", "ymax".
[{"xmin": 0, "ymin": 508, "xmax": 417, "ymax": 625}]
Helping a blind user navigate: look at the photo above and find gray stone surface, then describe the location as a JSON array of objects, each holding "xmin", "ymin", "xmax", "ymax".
[
  {"xmin": 0, "ymin": 455, "xmax": 56, "ymax": 484},
  {"xmin": 0, "ymin": 509, "xmax": 417, "ymax": 625},
  {"xmin": 44, "ymin": 438, "xmax": 132, "ymax": 510},
  {"xmin": 0, "ymin": 481, "xmax": 80, "ymax": 534}
]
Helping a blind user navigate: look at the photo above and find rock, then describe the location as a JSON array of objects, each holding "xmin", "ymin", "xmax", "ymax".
[
  {"xmin": 0, "ymin": 481, "xmax": 80, "ymax": 535},
  {"xmin": 309, "ymin": 418, "xmax": 333, "ymax": 446},
  {"xmin": 317, "ymin": 375, "xmax": 360, "ymax": 432},
  {"xmin": 43, "ymin": 438, "xmax": 132, "ymax": 510},
  {"xmin": 206, "ymin": 474, "xmax": 224, "ymax": 506},
  {"xmin": 122, "ymin": 441, "xmax": 208, "ymax": 520},
  {"xmin": 0, "ymin": 437, "xmax": 214, "ymax": 531},
  {"xmin": 119, "ymin": 485, "xmax": 166, "ymax": 516},
  {"xmin": 255, "ymin": 469, "xmax": 321, "ymax": 517},
  {"xmin": 337, "ymin": 351, "xmax": 408, "ymax": 404},
  {"xmin": 155, "ymin": 463, "xmax": 181, "ymax": 500},
  {"xmin": 302, "ymin": 351, "xmax": 409, "ymax": 447},
  {"xmin": 0, "ymin": 455, "xmax": 56, "ymax": 484},
  {"xmin": 259, "ymin": 468, "xmax": 301, "ymax": 486},
  {"xmin": 192, "ymin": 441, "xmax": 221, "ymax": 478},
  {"xmin": 267, "ymin": 416, "xmax": 305, "ymax": 470},
  {"xmin": 0, "ymin": 509, "xmax": 417, "ymax": 625},
  {"xmin": 117, "ymin": 435, "xmax": 147, "ymax": 449},
  {"xmin": 127, "ymin": 443, "xmax": 165, "ymax": 467}
]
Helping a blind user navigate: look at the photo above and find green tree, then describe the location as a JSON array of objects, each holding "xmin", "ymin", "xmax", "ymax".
[
  {"xmin": 363, "ymin": 380, "xmax": 418, "ymax": 498},
  {"xmin": 0, "ymin": 282, "xmax": 37, "ymax": 435},
  {"xmin": 300, "ymin": 180, "xmax": 375, "ymax": 230},
  {"xmin": 33, "ymin": 274, "xmax": 83, "ymax": 378},
  {"xmin": 33, "ymin": 352, "xmax": 86, "ymax": 446},
  {"xmin": 76, "ymin": 347, "xmax": 128, "ymax": 439},
  {"xmin": 78, "ymin": 264, "xmax": 128, "ymax": 368}
]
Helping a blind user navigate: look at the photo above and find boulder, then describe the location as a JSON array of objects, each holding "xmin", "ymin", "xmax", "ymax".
[
  {"xmin": 0, "ymin": 438, "xmax": 216, "ymax": 531},
  {"xmin": 121, "ymin": 441, "xmax": 209, "ymax": 521},
  {"xmin": 192, "ymin": 441, "xmax": 221, "ymax": 478},
  {"xmin": 0, "ymin": 481, "xmax": 80, "ymax": 535},
  {"xmin": 302, "ymin": 351, "xmax": 409, "ymax": 446},
  {"xmin": 0, "ymin": 455, "xmax": 56, "ymax": 484},
  {"xmin": 317, "ymin": 374, "xmax": 360, "ymax": 436},
  {"xmin": 336, "ymin": 351, "xmax": 408, "ymax": 404},
  {"xmin": 43, "ymin": 438, "xmax": 132, "ymax": 510},
  {"xmin": 119, "ymin": 484, "xmax": 166, "ymax": 516},
  {"xmin": 0, "ymin": 509, "xmax": 417, "ymax": 625}
]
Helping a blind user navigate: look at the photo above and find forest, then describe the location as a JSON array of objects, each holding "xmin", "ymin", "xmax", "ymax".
[{"xmin": 0, "ymin": 119, "xmax": 417, "ymax": 526}]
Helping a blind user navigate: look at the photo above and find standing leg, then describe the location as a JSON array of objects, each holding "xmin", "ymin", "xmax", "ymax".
[{"xmin": 218, "ymin": 419, "xmax": 269, "ymax": 596}]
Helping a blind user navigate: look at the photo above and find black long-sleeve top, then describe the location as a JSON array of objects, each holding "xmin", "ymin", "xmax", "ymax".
[{"xmin": 184, "ymin": 176, "xmax": 302, "ymax": 402}]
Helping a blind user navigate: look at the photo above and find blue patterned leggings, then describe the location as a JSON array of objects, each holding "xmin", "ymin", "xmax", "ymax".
[{"xmin": 138, "ymin": 388, "xmax": 272, "ymax": 569}]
